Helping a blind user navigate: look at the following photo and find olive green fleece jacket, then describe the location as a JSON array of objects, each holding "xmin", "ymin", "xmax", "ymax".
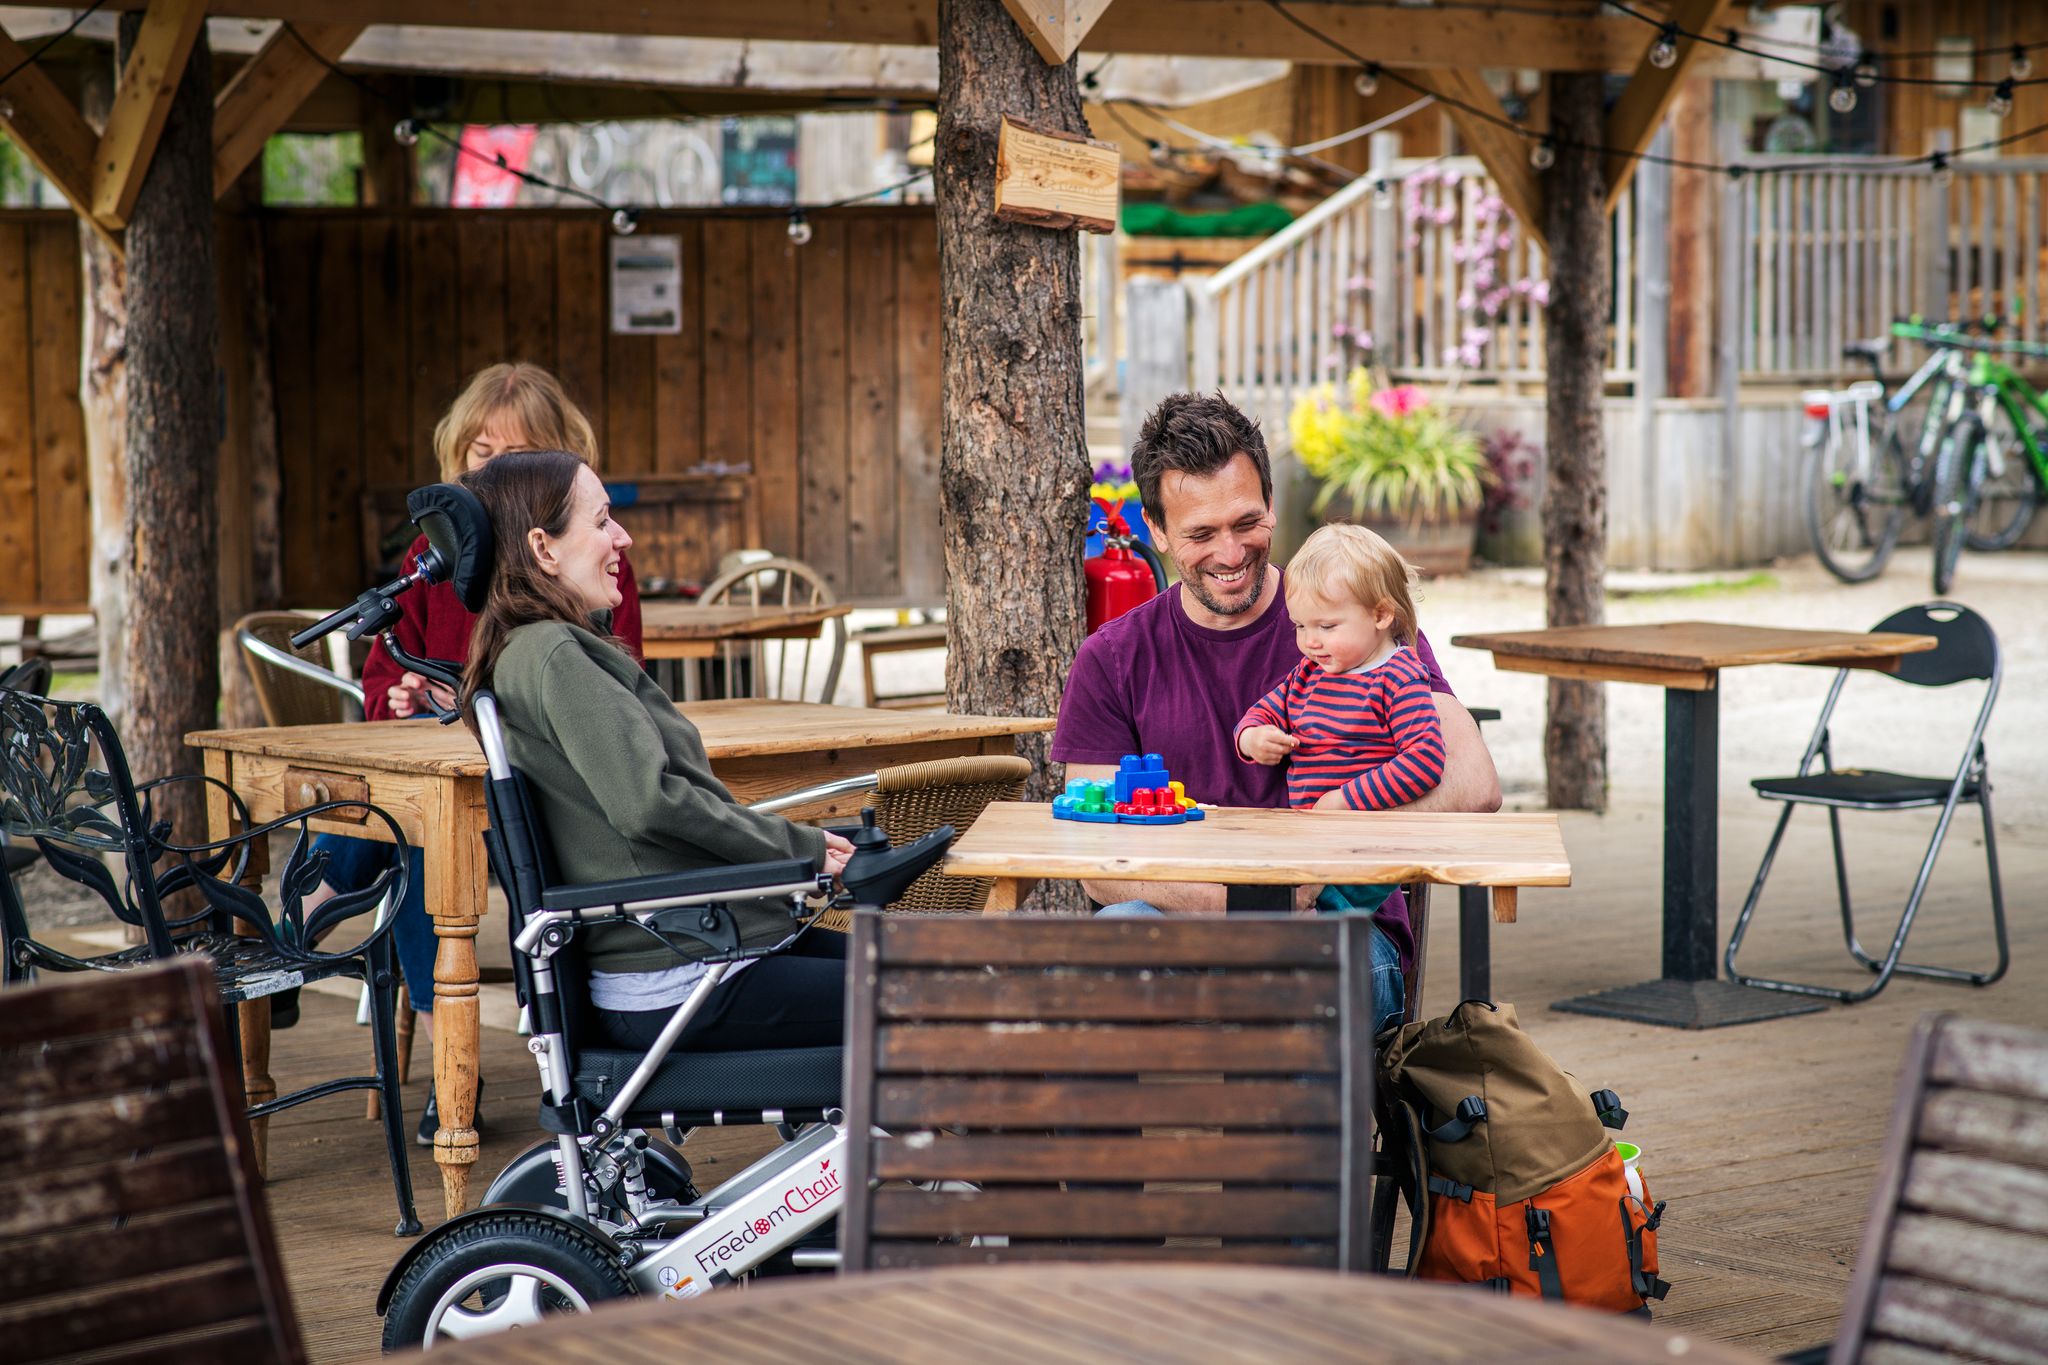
[{"xmin": 490, "ymin": 620, "xmax": 827, "ymax": 974}]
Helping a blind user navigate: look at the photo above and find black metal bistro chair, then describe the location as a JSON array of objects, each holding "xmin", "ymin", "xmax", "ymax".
[
  {"xmin": 1724, "ymin": 603, "xmax": 2006, "ymax": 1005},
  {"xmin": 0, "ymin": 660, "xmax": 53, "ymax": 886},
  {"xmin": 0, "ymin": 689, "xmax": 421, "ymax": 1234}
]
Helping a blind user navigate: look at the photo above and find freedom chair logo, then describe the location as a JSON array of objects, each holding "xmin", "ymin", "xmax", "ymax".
[{"xmin": 691, "ymin": 1158, "xmax": 841, "ymax": 1277}]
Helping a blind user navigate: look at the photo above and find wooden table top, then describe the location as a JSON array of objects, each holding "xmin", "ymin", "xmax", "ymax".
[
  {"xmin": 410, "ymin": 1263, "xmax": 1764, "ymax": 1364},
  {"xmin": 638, "ymin": 601, "xmax": 851, "ymax": 641},
  {"xmin": 943, "ymin": 801, "xmax": 1571, "ymax": 889},
  {"xmin": 186, "ymin": 701, "xmax": 1053, "ymax": 777},
  {"xmin": 1451, "ymin": 621, "xmax": 1936, "ymax": 674}
]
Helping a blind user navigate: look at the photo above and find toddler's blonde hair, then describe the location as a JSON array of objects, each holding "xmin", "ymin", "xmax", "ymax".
[
  {"xmin": 432, "ymin": 363, "xmax": 599, "ymax": 482},
  {"xmin": 1286, "ymin": 523, "xmax": 1421, "ymax": 645}
]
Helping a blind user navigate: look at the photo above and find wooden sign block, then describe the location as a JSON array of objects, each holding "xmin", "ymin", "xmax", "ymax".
[{"xmin": 994, "ymin": 116, "xmax": 1119, "ymax": 234}]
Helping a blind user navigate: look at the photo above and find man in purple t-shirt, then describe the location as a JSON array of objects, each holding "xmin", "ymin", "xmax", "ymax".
[{"xmin": 1052, "ymin": 394, "xmax": 1501, "ymax": 1009}]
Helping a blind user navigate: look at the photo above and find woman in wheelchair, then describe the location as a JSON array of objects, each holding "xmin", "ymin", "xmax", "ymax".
[{"xmin": 457, "ymin": 448, "xmax": 856, "ymax": 1053}]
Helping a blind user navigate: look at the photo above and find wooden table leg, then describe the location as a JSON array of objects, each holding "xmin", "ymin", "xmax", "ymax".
[
  {"xmin": 985, "ymin": 877, "xmax": 1036, "ymax": 913},
  {"xmin": 207, "ymin": 751, "xmax": 276, "ymax": 1175},
  {"xmin": 426, "ymin": 779, "xmax": 492, "ymax": 1219}
]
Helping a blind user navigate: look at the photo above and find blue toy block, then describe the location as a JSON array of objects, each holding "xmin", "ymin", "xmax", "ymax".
[{"xmin": 1113, "ymin": 752, "xmax": 1170, "ymax": 804}]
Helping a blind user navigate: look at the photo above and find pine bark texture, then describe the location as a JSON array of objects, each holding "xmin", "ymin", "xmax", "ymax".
[
  {"xmin": 935, "ymin": 0, "xmax": 1091, "ymax": 907},
  {"xmin": 118, "ymin": 20, "xmax": 220, "ymax": 839},
  {"xmin": 78, "ymin": 65, "xmax": 128, "ymax": 730},
  {"xmin": 1540, "ymin": 74, "xmax": 1608, "ymax": 812}
]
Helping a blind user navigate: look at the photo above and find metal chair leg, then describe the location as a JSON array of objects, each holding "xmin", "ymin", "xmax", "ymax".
[
  {"xmin": 1723, "ymin": 802, "xmax": 1796, "ymax": 985},
  {"xmin": 365, "ymin": 945, "xmax": 422, "ymax": 1237}
]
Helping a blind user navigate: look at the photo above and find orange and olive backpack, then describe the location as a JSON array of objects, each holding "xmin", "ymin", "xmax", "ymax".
[{"xmin": 1377, "ymin": 999, "xmax": 1670, "ymax": 1313}]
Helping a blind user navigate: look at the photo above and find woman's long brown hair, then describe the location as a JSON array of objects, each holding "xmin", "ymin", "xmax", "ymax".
[{"xmin": 456, "ymin": 449, "xmax": 626, "ymax": 734}]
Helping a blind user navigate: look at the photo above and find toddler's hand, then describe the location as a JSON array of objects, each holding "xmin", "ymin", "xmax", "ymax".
[
  {"xmin": 388, "ymin": 671, "xmax": 455, "ymax": 719},
  {"xmin": 822, "ymin": 831, "xmax": 855, "ymax": 881},
  {"xmin": 1238, "ymin": 725, "xmax": 1297, "ymax": 766}
]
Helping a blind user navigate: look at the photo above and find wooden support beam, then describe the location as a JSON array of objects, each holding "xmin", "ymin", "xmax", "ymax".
[
  {"xmin": 92, "ymin": 0, "xmax": 209, "ymax": 230},
  {"xmin": 1602, "ymin": 0, "xmax": 1724, "ymax": 213},
  {"xmin": 198, "ymin": 1, "xmax": 1650, "ymax": 70},
  {"xmin": 1409, "ymin": 67, "xmax": 1548, "ymax": 257},
  {"xmin": 0, "ymin": 23, "xmax": 103, "ymax": 225},
  {"xmin": 998, "ymin": 0, "xmax": 1117, "ymax": 64},
  {"xmin": 211, "ymin": 21, "xmax": 364, "ymax": 199}
]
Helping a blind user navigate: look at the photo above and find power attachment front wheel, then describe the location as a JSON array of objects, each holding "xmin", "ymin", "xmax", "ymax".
[{"xmin": 380, "ymin": 1211, "xmax": 633, "ymax": 1352}]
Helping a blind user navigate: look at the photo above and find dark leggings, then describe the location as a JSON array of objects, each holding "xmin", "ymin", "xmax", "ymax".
[{"xmin": 596, "ymin": 931, "xmax": 846, "ymax": 1052}]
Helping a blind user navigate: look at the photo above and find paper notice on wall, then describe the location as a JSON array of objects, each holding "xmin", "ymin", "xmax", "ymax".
[{"xmin": 611, "ymin": 235, "xmax": 683, "ymax": 334}]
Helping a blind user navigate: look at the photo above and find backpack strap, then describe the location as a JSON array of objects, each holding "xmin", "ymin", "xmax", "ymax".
[
  {"xmin": 1621, "ymin": 1196, "xmax": 1672, "ymax": 1302},
  {"xmin": 1423, "ymin": 1095, "xmax": 1488, "ymax": 1143},
  {"xmin": 1374, "ymin": 1094, "xmax": 1431, "ymax": 1277},
  {"xmin": 1525, "ymin": 1206, "xmax": 1566, "ymax": 1300}
]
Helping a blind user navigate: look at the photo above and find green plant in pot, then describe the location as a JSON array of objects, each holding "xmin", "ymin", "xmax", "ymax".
[{"xmin": 1289, "ymin": 368, "xmax": 1488, "ymax": 574}]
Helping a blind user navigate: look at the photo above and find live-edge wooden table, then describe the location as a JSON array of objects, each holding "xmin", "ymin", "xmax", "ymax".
[
  {"xmin": 944, "ymin": 802, "xmax": 1571, "ymax": 993},
  {"xmin": 1451, "ymin": 621, "xmax": 1936, "ymax": 1029},
  {"xmin": 412, "ymin": 1262, "xmax": 1768, "ymax": 1365},
  {"xmin": 187, "ymin": 700, "xmax": 1052, "ymax": 1219}
]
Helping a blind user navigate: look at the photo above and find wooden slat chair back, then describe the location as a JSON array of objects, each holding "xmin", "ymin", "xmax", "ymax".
[
  {"xmin": 841, "ymin": 914, "xmax": 1378, "ymax": 1273},
  {"xmin": 0, "ymin": 957, "xmax": 305, "ymax": 1364},
  {"xmin": 698, "ymin": 555, "xmax": 846, "ymax": 704},
  {"xmin": 1829, "ymin": 1013, "xmax": 2048, "ymax": 1363}
]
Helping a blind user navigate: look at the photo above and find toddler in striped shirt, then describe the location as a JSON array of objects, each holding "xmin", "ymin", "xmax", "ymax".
[{"xmin": 1235, "ymin": 523, "xmax": 1446, "ymax": 812}]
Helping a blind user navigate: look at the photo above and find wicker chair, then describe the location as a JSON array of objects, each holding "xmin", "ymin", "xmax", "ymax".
[
  {"xmin": 235, "ymin": 611, "xmax": 364, "ymax": 726},
  {"xmin": 755, "ymin": 755, "xmax": 1030, "ymax": 933}
]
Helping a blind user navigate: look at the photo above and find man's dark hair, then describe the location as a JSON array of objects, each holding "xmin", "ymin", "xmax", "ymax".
[{"xmin": 1130, "ymin": 392, "xmax": 1272, "ymax": 531}]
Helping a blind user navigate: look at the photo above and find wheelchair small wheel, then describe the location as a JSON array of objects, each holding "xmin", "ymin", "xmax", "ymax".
[{"xmin": 380, "ymin": 1211, "xmax": 633, "ymax": 1352}]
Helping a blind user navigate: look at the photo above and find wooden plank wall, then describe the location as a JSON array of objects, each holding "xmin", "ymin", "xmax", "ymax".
[
  {"xmin": 1841, "ymin": 1, "xmax": 2048, "ymax": 160},
  {"xmin": 262, "ymin": 205, "xmax": 943, "ymax": 608},
  {"xmin": 0, "ymin": 213, "xmax": 88, "ymax": 613}
]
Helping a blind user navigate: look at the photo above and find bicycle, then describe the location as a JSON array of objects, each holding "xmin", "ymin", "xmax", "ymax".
[
  {"xmin": 1802, "ymin": 319, "xmax": 1971, "ymax": 584},
  {"xmin": 1926, "ymin": 338, "xmax": 2048, "ymax": 595}
]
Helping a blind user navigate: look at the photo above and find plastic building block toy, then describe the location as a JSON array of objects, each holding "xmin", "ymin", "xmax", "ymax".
[{"xmin": 1053, "ymin": 755, "xmax": 1205, "ymax": 825}]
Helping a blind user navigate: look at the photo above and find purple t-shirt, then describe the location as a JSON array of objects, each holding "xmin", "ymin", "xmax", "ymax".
[{"xmin": 1052, "ymin": 570, "xmax": 1454, "ymax": 972}]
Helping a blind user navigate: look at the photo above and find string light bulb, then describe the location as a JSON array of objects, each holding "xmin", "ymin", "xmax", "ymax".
[
  {"xmin": 393, "ymin": 118, "xmax": 421, "ymax": 147},
  {"xmin": 1372, "ymin": 178, "xmax": 1392, "ymax": 208},
  {"xmin": 610, "ymin": 207, "xmax": 639, "ymax": 236},
  {"xmin": 1988, "ymin": 79, "xmax": 2015, "ymax": 119},
  {"xmin": 1930, "ymin": 152, "xmax": 1953, "ymax": 188},
  {"xmin": 1852, "ymin": 53, "xmax": 1879, "ymax": 89},
  {"xmin": 2012, "ymin": 45, "xmax": 2034, "ymax": 82},
  {"xmin": 1647, "ymin": 25, "xmax": 1679, "ymax": 70},
  {"xmin": 1353, "ymin": 65, "xmax": 1379, "ymax": 98},
  {"xmin": 787, "ymin": 211, "xmax": 813, "ymax": 246},
  {"xmin": 1828, "ymin": 71, "xmax": 1858, "ymax": 114},
  {"xmin": 1529, "ymin": 138, "xmax": 1556, "ymax": 171}
]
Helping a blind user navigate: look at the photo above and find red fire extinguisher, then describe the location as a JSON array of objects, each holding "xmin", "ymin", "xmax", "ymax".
[{"xmin": 1086, "ymin": 498, "xmax": 1168, "ymax": 634}]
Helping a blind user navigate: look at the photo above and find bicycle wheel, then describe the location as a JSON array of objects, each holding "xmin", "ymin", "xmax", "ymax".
[
  {"xmin": 1929, "ymin": 413, "xmax": 1984, "ymax": 595},
  {"xmin": 1806, "ymin": 410, "xmax": 1907, "ymax": 582},
  {"xmin": 1964, "ymin": 425, "xmax": 2039, "ymax": 550}
]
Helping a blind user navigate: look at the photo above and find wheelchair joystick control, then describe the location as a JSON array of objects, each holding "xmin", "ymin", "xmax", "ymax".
[{"xmin": 848, "ymin": 808, "xmax": 890, "ymax": 853}]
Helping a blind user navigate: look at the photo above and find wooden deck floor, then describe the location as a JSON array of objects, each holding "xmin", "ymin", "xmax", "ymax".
[{"xmin": 208, "ymin": 800, "xmax": 2042, "ymax": 1362}]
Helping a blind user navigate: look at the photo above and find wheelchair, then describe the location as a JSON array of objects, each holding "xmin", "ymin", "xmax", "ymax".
[{"xmin": 286, "ymin": 485, "xmax": 954, "ymax": 1351}]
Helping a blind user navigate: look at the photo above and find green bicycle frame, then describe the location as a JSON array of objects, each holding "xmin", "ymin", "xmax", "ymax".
[{"xmin": 1967, "ymin": 350, "xmax": 2048, "ymax": 485}]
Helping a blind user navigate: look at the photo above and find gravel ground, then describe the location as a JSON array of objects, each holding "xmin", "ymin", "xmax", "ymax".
[{"xmin": 8, "ymin": 547, "xmax": 2042, "ymax": 934}]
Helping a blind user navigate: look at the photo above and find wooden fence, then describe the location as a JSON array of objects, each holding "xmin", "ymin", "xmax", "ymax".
[
  {"xmin": 266, "ymin": 205, "xmax": 942, "ymax": 607},
  {"xmin": 0, "ymin": 214, "xmax": 88, "ymax": 613}
]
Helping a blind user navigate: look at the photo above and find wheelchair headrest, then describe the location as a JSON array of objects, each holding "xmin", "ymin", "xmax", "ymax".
[{"xmin": 406, "ymin": 484, "xmax": 495, "ymax": 614}]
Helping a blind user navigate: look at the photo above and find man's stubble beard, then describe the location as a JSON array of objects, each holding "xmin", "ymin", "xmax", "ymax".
[{"xmin": 1179, "ymin": 547, "xmax": 1270, "ymax": 619}]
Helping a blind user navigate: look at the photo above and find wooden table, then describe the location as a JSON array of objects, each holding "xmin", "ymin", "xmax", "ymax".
[
  {"xmin": 186, "ymin": 701, "xmax": 1052, "ymax": 1218},
  {"xmin": 637, "ymin": 601, "xmax": 851, "ymax": 662},
  {"xmin": 1451, "ymin": 621, "xmax": 1937, "ymax": 1029},
  {"xmin": 943, "ymin": 802, "xmax": 1570, "ymax": 989},
  {"xmin": 412, "ymin": 1263, "xmax": 1767, "ymax": 1364}
]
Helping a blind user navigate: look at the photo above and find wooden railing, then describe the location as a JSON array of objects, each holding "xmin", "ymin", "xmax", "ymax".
[{"xmin": 1189, "ymin": 137, "xmax": 1640, "ymax": 424}]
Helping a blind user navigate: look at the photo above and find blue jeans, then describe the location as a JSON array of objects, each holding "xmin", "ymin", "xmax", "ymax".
[
  {"xmin": 312, "ymin": 834, "xmax": 435, "ymax": 1013},
  {"xmin": 1095, "ymin": 900, "xmax": 1406, "ymax": 1034}
]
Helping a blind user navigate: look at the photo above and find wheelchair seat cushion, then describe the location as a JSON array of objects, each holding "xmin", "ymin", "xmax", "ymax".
[
  {"xmin": 565, "ymin": 1044, "xmax": 842, "ymax": 1121},
  {"xmin": 1751, "ymin": 768, "xmax": 1980, "ymax": 808}
]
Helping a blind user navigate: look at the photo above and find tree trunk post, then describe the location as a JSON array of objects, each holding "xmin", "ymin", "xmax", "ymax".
[
  {"xmin": 118, "ymin": 18, "xmax": 220, "ymax": 841},
  {"xmin": 78, "ymin": 65, "xmax": 128, "ymax": 731},
  {"xmin": 1541, "ymin": 73, "xmax": 1608, "ymax": 812},
  {"xmin": 935, "ymin": 0, "xmax": 1091, "ymax": 907}
]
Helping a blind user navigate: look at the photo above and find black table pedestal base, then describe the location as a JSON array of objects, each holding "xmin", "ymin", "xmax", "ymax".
[{"xmin": 1552, "ymin": 978, "xmax": 1825, "ymax": 1029}]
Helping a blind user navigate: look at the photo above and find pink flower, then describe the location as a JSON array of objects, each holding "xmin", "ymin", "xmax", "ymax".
[
  {"xmin": 1370, "ymin": 384, "xmax": 1427, "ymax": 418},
  {"xmin": 1346, "ymin": 273, "xmax": 1372, "ymax": 293},
  {"xmin": 1434, "ymin": 206, "xmax": 1457, "ymax": 226},
  {"xmin": 1530, "ymin": 279, "xmax": 1551, "ymax": 306},
  {"xmin": 1322, "ymin": 349, "xmax": 1345, "ymax": 369},
  {"xmin": 1331, "ymin": 320, "xmax": 1351, "ymax": 339},
  {"xmin": 1353, "ymin": 330, "xmax": 1374, "ymax": 351},
  {"xmin": 1457, "ymin": 290, "xmax": 1478, "ymax": 311}
]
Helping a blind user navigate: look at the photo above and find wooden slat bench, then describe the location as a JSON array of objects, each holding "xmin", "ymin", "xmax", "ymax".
[{"xmin": 858, "ymin": 621, "xmax": 947, "ymax": 709}]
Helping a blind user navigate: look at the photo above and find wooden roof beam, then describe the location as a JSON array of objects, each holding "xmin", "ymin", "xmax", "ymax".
[
  {"xmin": 1602, "ymin": 0, "xmax": 1724, "ymax": 212},
  {"xmin": 999, "ymin": 0, "xmax": 1117, "ymax": 65},
  {"xmin": 0, "ymin": 21, "xmax": 103, "ymax": 226},
  {"xmin": 1409, "ymin": 67, "xmax": 1548, "ymax": 257},
  {"xmin": 93, "ymin": 0, "xmax": 209, "ymax": 230},
  {"xmin": 196, "ymin": 1, "xmax": 1649, "ymax": 70},
  {"xmin": 212, "ymin": 20, "xmax": 363, "ymax": 197}
]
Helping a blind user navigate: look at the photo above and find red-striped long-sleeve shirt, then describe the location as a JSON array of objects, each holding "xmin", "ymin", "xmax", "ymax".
[{"xmin": 1235, "ymin": 646, "xmax": 1446, "ymax": 810}]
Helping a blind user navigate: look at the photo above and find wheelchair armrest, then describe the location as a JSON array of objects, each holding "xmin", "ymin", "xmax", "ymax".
[{"xmin": 540, "ymin": 858, "xmax": 819, "ymax": 912}]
